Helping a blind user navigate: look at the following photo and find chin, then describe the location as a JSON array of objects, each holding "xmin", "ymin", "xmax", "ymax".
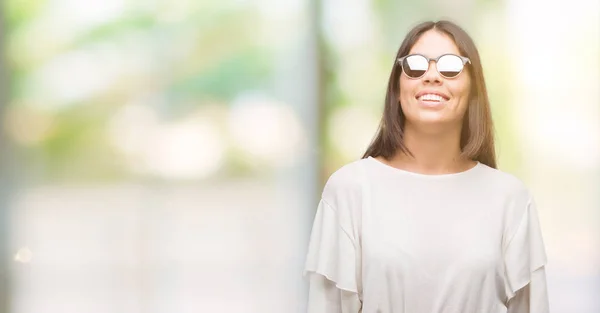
[
  {"xmin": 406, "ymin": 112, "xmax": 462, "ymax": 129},
  {"xmin": 416, "ymin": 111, "xmax": 454, "ymax": 123}
]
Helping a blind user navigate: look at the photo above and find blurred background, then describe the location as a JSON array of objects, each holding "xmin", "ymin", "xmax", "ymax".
[{"xmin": 0, "ymin": 0, "xmax": 598, "ymax": 312}]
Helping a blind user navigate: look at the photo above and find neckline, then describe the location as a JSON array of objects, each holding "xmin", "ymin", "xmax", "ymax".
[{"xmin": 366, "ymin": 156, "xmax": 481, "ymax": 179}]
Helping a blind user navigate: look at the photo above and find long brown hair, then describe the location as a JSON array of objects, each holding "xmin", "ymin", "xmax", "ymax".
[{"xmin": 362, "ymin": 20, "xmax": 497, "ymax": 169}]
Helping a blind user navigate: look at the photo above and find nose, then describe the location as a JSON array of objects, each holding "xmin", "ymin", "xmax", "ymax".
[{"xmin": 422, "ymin": 60, "xmax": 442, "ymax": 84}]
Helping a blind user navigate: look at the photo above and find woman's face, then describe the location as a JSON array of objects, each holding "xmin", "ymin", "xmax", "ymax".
[{"xmin": 399, "ymin": 30, "xmax": 472, "ymax": 129}]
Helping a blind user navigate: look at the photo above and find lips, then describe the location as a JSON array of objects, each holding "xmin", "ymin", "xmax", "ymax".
[{"xmin": 415, "ymin": 90, "xmax": 450, "ymax": 102}]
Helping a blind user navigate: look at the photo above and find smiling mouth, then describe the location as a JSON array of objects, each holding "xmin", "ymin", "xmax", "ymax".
[{"xmin": 416, "ymin": 93, "xmax": 449, "ymax": 102}]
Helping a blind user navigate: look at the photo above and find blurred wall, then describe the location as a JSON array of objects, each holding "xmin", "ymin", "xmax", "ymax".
[{"xmin": 4, "ymin": 0, "xmax": 321, "ymax": 312}]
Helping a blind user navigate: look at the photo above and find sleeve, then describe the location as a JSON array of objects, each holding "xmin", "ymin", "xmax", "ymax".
[
  {"xmin": 303, "ymin": 200, "xmax": 362, "ymax": 313},
  {"xmin": 507, "ymin": 267, "xmax": 549, "ymax": 313},
  {"xmin": 503, "ymin": 197, "xmax": 549, "ymax": 312},
  {"xmin": 307, "ymin": 274, "xmax": 362, "ymax": 313}
]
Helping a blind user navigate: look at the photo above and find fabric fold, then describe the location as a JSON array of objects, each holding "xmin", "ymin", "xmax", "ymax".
[
  {"xmin": 304, "ymin": 200, "xmax": 359, "ymax": 294},
  {"xmin": 503, "ymin": 198, "xmax": 548, "ymax": 301}
]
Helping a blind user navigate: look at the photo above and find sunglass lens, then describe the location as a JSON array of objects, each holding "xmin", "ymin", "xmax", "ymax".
[
  {"xmin": 437, "ymin": 55, "xmax": 464, "ymax": 78},
  {"xmin": 402, "ymin": 55, "xmax": 428, "ymax": 78}
]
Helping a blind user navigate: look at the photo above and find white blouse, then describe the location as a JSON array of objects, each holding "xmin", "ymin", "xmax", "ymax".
[{"xmin": 304, "ymin": 157, "xmax": 549, "ymax": 313}]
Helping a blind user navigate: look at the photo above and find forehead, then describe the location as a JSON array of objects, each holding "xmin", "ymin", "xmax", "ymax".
[{"xmin": 408, "ymin": 30, "xmax": 461, "ymax": 58}]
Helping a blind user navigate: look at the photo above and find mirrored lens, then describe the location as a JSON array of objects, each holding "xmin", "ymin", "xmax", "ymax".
[
  {"xmin": 437, "ymin": 55, "xmax": 464, "ymax": 78},
  {"xmin": 402, "ymin": 55, "xmax": 429, "ymax": 78}
]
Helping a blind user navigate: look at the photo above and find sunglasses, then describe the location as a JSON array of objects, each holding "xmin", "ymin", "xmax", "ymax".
[{"xmin": 397, "ymin": 54, "xmax": 471, "ymax": 79}]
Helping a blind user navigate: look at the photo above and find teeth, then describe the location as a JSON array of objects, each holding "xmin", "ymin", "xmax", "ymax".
[{"xmin": 419, "ymin": 94, "xmax": 444, "ymax": 101}]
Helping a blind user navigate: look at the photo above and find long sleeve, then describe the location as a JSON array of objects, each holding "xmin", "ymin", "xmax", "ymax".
[{"xmin": 507, "ymin": 267, "xmax": 549, "ymax": 312}]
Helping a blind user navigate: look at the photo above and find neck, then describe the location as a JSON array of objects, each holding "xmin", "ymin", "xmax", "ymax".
[{"xmin": 392, "ymin": 122, "xmax": 472, "ymax": 174}]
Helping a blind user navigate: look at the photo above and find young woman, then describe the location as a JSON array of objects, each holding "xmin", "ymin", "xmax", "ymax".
[{"xmin": 304, "ymin": 20, "xmax": 549, "ymax": 313}]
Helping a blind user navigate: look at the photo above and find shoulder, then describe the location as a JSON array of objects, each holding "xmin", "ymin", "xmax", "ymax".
[
  {"xmin": 321, "ymin": 158, "xmax": 368, "ymax": 209},
  {"xmin": 476, "ymin": 165, "xmax": 537, "ymax": 233},
  {"xmin": 476, "ymin": 164, "xmax": 532, "ymax": 201}
]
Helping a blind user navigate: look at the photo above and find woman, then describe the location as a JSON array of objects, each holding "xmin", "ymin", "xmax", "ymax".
[{"xmin": 303, "ymin": 20, "xmax": 549, "ymax": 313}]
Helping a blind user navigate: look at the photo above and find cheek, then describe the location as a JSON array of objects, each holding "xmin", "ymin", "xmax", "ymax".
[
  {"xmin": 398, "ymin": 78, "xmax": 417, "ymax": 102},
  {"xmin": 451, "ymin": 79, "xmax": 472, "ymax": 104},
  {"xmin": 460, "ymin": 74, "xmax": 473, "ymax": 98}
]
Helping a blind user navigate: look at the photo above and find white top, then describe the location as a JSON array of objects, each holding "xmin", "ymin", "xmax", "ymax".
[{"xmin": 304, "ymin": 157, "xmax": 549, "ymax": 313}]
